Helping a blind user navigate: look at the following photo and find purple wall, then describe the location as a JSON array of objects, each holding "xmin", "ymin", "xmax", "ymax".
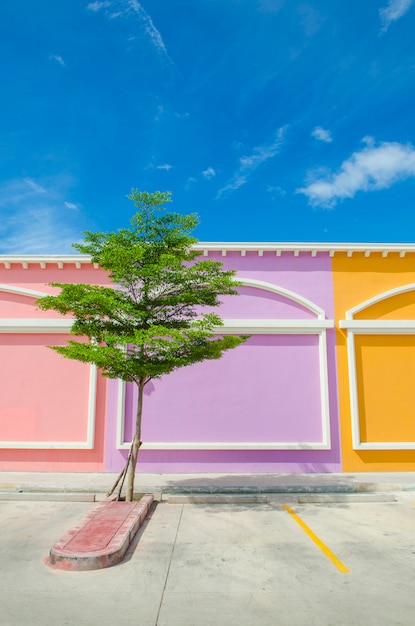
[{"xmin": 105, "ymin": 251, "xmax": 341, "ymax": 473}]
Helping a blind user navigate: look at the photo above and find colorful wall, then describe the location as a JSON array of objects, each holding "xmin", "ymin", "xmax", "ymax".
[
  {"xmin": 1, "ymin": 244, "xmax": 415, "ymax": 473},
  {"xmin": 0, "ymin": 259, "xmax": 111, "ymax": 472}
]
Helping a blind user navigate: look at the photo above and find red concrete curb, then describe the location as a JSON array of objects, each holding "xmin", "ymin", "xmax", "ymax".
[{"xmin": 48, "ymin": 494, "xmax": 154, "ymax": 571}]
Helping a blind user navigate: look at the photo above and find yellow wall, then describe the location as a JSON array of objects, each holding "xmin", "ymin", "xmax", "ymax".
[{"xmin": 332, "ymin": 252, "xmax": 415, "ymax": 471}]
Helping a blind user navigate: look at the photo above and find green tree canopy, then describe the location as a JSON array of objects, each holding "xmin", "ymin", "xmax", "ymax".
[{"xmin": 38, "ymin": 190, "xmax": 247, "ymax": 500}]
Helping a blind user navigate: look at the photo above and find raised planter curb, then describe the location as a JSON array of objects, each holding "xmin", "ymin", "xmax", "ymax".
[{"xmin": 48, "ymin": 494, "xmax": 154, "ymax": 571}]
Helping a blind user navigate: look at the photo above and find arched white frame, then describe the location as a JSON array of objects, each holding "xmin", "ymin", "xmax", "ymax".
[
  {"xmin": 340, "ymin": 283, "xmax": 415, "ymax": 450},
  {"xmin": 0, "ymin": 285, "xmax": 97, "ymax": 449},
  {"xmin": 116, "ymin": 278, "xmax": 334, "ymax": 451}
]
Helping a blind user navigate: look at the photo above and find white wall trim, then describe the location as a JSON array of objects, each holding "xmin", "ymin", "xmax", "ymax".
[
  {"xmin": 0, "ymin": 285, "xmax": 96, "ymax": 450},
  {"xmin": 233, "ymin": 277, "xmax": 327, "ymax": 319},
  {"xmin": 220, "ymin": 319, "xmax": 333, "ymax": 333},
  {"xmin": 2, "ymin": 243, "xmax": 415, "ymax": 269},
  {"xmin": 345, "ymin": 282, "xmax": 415, "ymax": 320},
  {"xmin": 116, "ymin": 280, "xmax": 333, "ymax": 451},
  {"xmin": 340, "ymin": 320, "xmax": 415, "ymax": 333},
  {"xmin": 342, "ymin": 284, "xmax": 415, "ymax": 450},
  {"xmin": 0, "ymin": 364, "xmax": 97, "ymax": 449},
  {"xmin": 0, "ymin": 318, "xmax": 73, "ymax": 333},
  {"xmin": 139, "ymin": 441, "xmax": 330, "ymax": 450},
  {"xmin": 0, "ymin": 284, "xmax": 50, "ymax": 299}
]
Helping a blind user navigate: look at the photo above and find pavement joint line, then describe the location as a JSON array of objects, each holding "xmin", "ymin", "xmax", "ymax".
[
  {"xmin": 155, "ymin": 504, "xmax": 184, "ymax": 626},
  {"xmin": 0, "ymin": 492, "xmax": 96, "ymax": 502},
  {"xmin": 283, "ymin": 504, "xmax": 350, "ymax": 574}
]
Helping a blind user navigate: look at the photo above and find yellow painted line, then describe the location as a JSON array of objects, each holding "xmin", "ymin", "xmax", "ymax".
[{"xmin": 283, "ymin": 504, "xmax": 349, "ymax": 573}]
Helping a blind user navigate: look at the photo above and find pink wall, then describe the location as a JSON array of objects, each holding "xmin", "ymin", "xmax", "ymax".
[{"xmin": 0, "ymin": 263, "xmax": 111, "ymax": 471}]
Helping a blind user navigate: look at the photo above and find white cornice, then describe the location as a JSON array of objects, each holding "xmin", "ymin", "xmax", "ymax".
[
  {"xmin": 0, "ymin": 255, "xmax": 99, "ymax": 270},
  {"xmin": 1, "ymin": 242, "xmax": 415, "ymax": 268},
  {"xmin": 195, "ymin": 242, "xmax": 415, "ymax": 257}
]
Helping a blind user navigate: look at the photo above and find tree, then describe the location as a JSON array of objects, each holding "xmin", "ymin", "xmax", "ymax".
[{"xmin": 37, "ymin": 190, "xmax": 247, "ymax": 501}]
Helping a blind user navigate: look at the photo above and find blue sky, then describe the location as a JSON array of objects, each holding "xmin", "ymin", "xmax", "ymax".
[{"xmin": 1, "ymin": 0, "xmax": 415, "ymax": 252}]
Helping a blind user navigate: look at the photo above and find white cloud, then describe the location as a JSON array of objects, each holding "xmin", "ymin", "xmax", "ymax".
[
  {"xmin": 267, "ymin": 185, "xmax": 286, "ymax": 197},
  {"xmin": 154, "ymin": 105, "xmax": 164, "ymax": 121},
  {"xmin": 87, "ymin": 1, "xmax": 111, "ymax": 11},
  {"xmin": 88, "ymin": 0, "xmax": 173, "ymax": 64},
  {"xmin": 297, "ymin": 139, "xmax": 415, "ymax": 208},
  {"xmin": 64, "ymin": 201, "xmax": 78, "ymax": 210},
  {"xmin": 184, "ymin": 177, "xmax": 197, "ymax": 190},
  {"xmin": 312, "ymin": 126, "xmax": 332, "ymax": 143},
  {"xmin": 298, "ymin": 3, "xmax": 326, "ymax": 37},
  {"xmin": 127, "ymin": 0, "xmax": 170, "ymax": 60},
  {"xmin": 156, "ymin": 163, "xmax": 172, "ymax": 171},
  {"xmin": 50, "ymin": 55, "xmax": 66, "ymax": 67},
  {"xmin": 379, "ymin": 0, "xmax": 414, "ymax": 32},
  {"xmin": 202, "ymin": 167, "xmax": 216, "ymax": 180},
  {"xmin": 0, "ymin": 177, "xmax": 84, "ymax": 253},
  {"xmin": 256, "ymin": 0, "xmax": 285, "ymax": 13},
  {"xmin": 216, "ymin": 126, "xmax": 287, "ymax": 198},
  {"xmin": 25, "ymin": 179, "xmax": 47, "ymax": 194}
]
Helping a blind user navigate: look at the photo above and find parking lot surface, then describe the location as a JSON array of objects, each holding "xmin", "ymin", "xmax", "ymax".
[{"xmin": 1, "ymin": 494, "xmax": 414, "ymax": 625}]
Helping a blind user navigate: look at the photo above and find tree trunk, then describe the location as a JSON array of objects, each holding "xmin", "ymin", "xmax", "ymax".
[{"xmin": 125, "ymin": 380, "xmax": 145, "ymax": 502}]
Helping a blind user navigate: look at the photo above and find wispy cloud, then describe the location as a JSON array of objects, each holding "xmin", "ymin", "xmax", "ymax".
[
  {"xmin": 127, "ymin": 0, "xmax": 171, "ymax": 60},
  {"xmin": 49, "ymin": 54, "xmax": 66, "ymax": 67},
  {"xmin": 256, "ymin": 0, "xmax": 285, "ymax": 13},
  {"xmin": 156, "ymin": 163, "xmax": 172, "ymax": 171},
  {"xmin": 297, "ymin": 139, "xmax": 415, "ymax": 208},
  {"xmin": 379, "ymin": 0, "xmax": 414, "ymax": 33},
  {"xmin": 267, "ymin": 184, "xmax": 286, "ymax": 198},
  {"xmin": 87, "ymin": 0, "xmax": 173, "ymax": 64},
  {"xmin": 311, "ymin": 126, "xmax": 332, "ymax": 143},
  {"xmin": 87, "ymin": 1, "xmax": 111, "ymax": 11},
  {"xmin": 202, "ymin": 167, "xmax": 216, "ymax": 180},
  {"xmin": 0, "ymin": 177, "xmax": 84, "ymax": 253},
  {"xmin": 298, "ymin": 3, "xmax": 326, "ymax": 37},
  {"xmin": 64, "ymin": 201, "xmax": 79, "ymax": 210},
  {"xmin": 216, "ymin": 126, "xmax": 287, "ymax": 198},
  {"xmin": 184, "ymin": 177, "xmax": 197, "ymax": 190}
]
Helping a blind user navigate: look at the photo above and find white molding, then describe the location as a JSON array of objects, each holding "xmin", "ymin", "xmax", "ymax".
[
  {"xmin": 0, "ymin": 364, "xmax": 97, "ymax": 449},
  {"xmin": 220, "ymin": 319, "xmax": 333, "ymax": 334},
  {"xmin": 342, "ymin": 283, "xmax": 415, "ymax": 450},
  {"xmin": 0, "ymin": 285, "xmax": 96, "ymax": 450},
  {"xmin": 193, "ymin": 243, "xmax": 415, "ymax": 254},
  {"xmin": 138, "ymin": 441, "xmax": 330, "ymax": 450},
  {"xmin": 116, "ymin": 378, "xmax": 127, "ymax": 451},
  {"xmin": 0, "ymin": 286, "xmax": 73, "ymax": 333},
  {"xmin": 339, "ymin": 320, "xmax": 415, "ymax": 333},
  {"xmin": 233, "ymin": 277, "xmax": 326, "ymax": 319},
  {"xmin": 0, "ymin": 319, "xmax": 73, "ymax": 333},
  {"xmin": 1, "ymin": 243, "xmax": 415, "ymax": 268},
  {"xmin": 345, "ymin": 283, "xmax": 415, "ymax": 320},
  {"xmin": 0, "ymin": 255, "xmax": 95, "ymax": 269},
  {"xmin": 116, "ymin": 280, "xmax": 333, "ymax": 451},
  {"xmin": 0, "ymin": 284, "xmax": 50, "ymax": 299}
]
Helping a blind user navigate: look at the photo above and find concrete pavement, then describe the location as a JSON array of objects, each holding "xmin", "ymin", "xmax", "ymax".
[
  {"xmin": 2, "ymin": 470, "xmax": 413, "ymax": 579},
  {"xmin": 1, "ymin": 494, "xmax": 415, "ymax": 625}
]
